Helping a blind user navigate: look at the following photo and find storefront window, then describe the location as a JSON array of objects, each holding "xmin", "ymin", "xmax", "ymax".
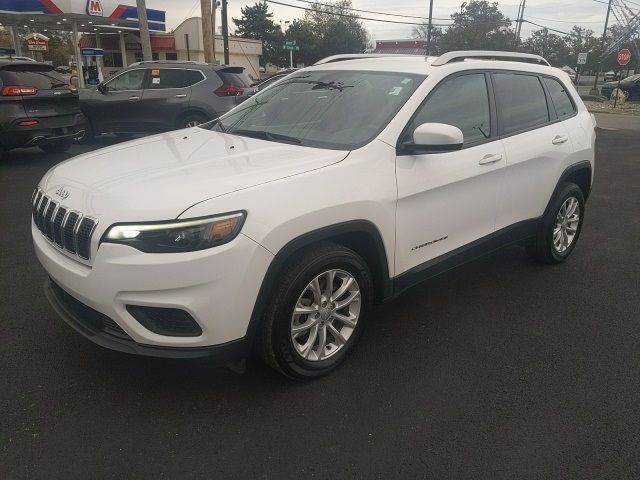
[{"xmin": 103, "ymin": 52, "xmax": 123, "ymax": 68}]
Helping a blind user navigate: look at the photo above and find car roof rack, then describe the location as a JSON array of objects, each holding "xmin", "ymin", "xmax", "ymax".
[
  {"xmin": 129, "ymin": 60, "xmax": 209, "ymax": 66},
  {"xmin": 314, "ymin": 54, "xmax": 420, "ymax": 65},
  {"xmin": 431, "ymin": 50, "xmax": 550, "ymax": 66}
]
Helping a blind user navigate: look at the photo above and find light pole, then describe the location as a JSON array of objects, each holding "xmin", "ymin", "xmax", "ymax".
[
  {"xmin": 590, "ymin": 0, "xmax": 613, "ymax": 95},
  {"xmin": 136, "ymin": 0, "xmax": 153, "ymax": 61},
  {"xmin": 221, "ymin": 0, "xmax": 230, "ymax": 64},
  {"xmin": 425, "ymin": 0, "xmax": 434, "ymax": 55}
]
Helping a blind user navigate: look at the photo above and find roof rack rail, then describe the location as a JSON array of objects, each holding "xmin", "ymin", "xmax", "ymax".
[
  {"xmin": 129, "ymin": 60, "xmax": 209, "ymax": 66},
  {"xmin": 314, "ymin": 54, "xmax": 419, "ymax": 65},
  {"xmin": 431, "ymin": 50, "xmax": 550, "ymax": 67}
]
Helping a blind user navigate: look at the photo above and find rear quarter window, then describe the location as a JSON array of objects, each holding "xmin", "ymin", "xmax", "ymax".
[
  {"xmin": 543, "ymin": 77, "xmax": 576, "ymax": 119},
  {"xmin": 494, "ymin": 73, "xmax": 550, "ymax": 135},
  {"xmin": 217, "ymin": 68, "xmax": 251, "ymax": 87}
]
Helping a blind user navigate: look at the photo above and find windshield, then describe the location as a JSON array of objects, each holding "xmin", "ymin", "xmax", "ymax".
[
  {"xmin": 203, "ymin": 70, "xmax": 425, "ymax": 150},
  {"xmin": 623, "ymin": 74, "xmax": 640, "ymax": 82}
]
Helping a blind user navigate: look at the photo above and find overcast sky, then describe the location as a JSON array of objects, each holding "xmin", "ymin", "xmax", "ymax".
[{"xmin": 150, "ymin": 0, "xmax": 616, "ymax": 42}]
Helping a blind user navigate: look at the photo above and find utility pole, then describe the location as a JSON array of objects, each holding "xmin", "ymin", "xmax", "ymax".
[
  {"xmin": 515, "ymin": 0, "xmax": 527, "ymax": 45},
  {"xmin": 212, "ymin": 0, "xmax": 217, "ymax": 63},
  {"xmin": 590, "ymin": 0, "xmax": 613, "ymax": 95},
  {"xmin": 136, "ymin": 0, "xmax": 153, "ymax": 61},
  {"xmin": 425, "ymin": 0, "xmax": 434, "ymax": 56},
  {"xmin": 221, "ymin": 0, "xmax": 230, "ymax": 64},
  {"xmin": 201, "ymin": 0, "xmax": 215, "ymax": 63}
]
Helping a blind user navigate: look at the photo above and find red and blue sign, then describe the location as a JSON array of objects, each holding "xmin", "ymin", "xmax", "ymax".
[
  {"xmin": 0, "ymin": 0, "xmax": 62, "ymax": 14},
  {"xmin": 0, "ymin": 0, "xmax": 165, "ymax": 31}
]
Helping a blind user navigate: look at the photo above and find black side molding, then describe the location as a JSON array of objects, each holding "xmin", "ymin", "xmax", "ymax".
[{"xmin": 393, "ymin": 218, "xmax": 540, "ymax": 296}]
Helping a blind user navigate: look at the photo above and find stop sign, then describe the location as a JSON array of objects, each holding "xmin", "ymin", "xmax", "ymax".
[{"xmin": 617, "ymin": 48, "xmax": 631, "ymax": 66}]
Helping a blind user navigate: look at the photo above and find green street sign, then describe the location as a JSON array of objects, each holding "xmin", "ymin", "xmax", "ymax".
[
  {"xmin": 284, "ymin": 45, "xmax": 300, "ymax": 51},
  {"xmin": 285, "ymin": 40, "xmax": 297, "ymax": 46}
]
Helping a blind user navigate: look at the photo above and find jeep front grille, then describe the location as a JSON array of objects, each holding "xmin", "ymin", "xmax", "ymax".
[{"xmin": 32, "ymin": 189, "xmax": 98, "ymax": 260}]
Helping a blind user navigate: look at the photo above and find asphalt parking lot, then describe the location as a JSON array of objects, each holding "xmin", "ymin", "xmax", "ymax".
[{"xmin": 2, "ymin": 117, "xmax": 639, "ymax": 479}]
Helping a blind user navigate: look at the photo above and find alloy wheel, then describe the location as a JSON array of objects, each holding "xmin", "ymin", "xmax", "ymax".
[
  {"xmin": 290, "ymin": 269, "xmax": 361, "ymax": 361},
  {"xmin": 553, "ymin": 196, "xmax": 580, "ymax": 253}
]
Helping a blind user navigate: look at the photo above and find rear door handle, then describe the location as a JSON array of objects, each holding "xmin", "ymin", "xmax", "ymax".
[
  {"xmin": 478, "ymin": 153, "xmax": 503, "ymax": 165},
  {"xmin": 552, "ymin": 135, "xmax": 569, "ymax": 145},
  {"xmin": 175, "ymin": 94, "xmax": 187, "ymax": 98},
  {"xmin": 128, "ymin": 96, "xmax": 140, "ymax": 101}
]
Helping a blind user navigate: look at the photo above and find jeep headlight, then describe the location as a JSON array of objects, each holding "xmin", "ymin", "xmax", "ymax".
[{"xmin": 103, "ymin": 212, "xmax": 246, "ymax": 253}]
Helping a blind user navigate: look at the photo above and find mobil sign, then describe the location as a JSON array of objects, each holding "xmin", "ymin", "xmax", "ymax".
[{"xmin": 86, "ymin": 0, "xmax": 103, "ymax": 16}]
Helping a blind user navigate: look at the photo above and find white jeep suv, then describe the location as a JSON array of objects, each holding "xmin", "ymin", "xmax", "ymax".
[{"xmin": 32, "ymin": 51, "xmax": 595, "ymax": 378}]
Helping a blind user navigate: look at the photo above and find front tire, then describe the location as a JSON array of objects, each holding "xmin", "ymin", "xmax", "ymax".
[
  {"xmin": 74, "ymin": 116, "xmax": 94, "ymax": 144},
  {"xmin": 179, "ymin": 112, "xmax": 209, "ymax": 129},
  {"xmin": 257, "ymin": 242, "xmax": 373, "ymax": 379},
  {"xmin": 527, "ymin": 182, "xmax": 585, "ymax": 264}
]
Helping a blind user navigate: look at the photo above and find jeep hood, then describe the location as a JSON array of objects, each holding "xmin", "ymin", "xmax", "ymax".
[{"xmin": 40, "ymin": 128, "xmax": 348, "ymax": 220}]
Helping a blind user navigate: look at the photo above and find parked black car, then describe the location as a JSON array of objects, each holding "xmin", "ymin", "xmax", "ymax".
[
  {"xmin": 0, "ymin": 60, "xmax": 84, "ymax": 155},
  {"xmin": 253, "ymin": 69, "xmax": 297, "ymax": 92},
  {"xmin": 78, "ymin": 61, "xmax": 253, "ymax": 141},
  {"xmin": 600, "ymin": 74, "xmax": 640, "ymax": 100}
]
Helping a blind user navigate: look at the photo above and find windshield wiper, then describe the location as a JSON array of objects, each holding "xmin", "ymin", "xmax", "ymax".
[
  {"xmin": 50, "ymin": 82, "xmax": 69, "ymax": 89},
  {"xmin": 207, "ymin": 117, "xmax": 226, "ymax": 132},
  {"xmin": 232, "ymin": 129, "xmax": 302, "ymax": 145}
]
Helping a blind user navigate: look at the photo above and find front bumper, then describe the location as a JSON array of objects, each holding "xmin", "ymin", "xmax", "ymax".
[
  {"xmin": 34, "ymin": 224, "xmax": 273, "ymax": 356},
  {"xmin": 45, "ymin": 278, "xmax": 249, "ymax": 362},
  {"xmin": 0, "ymin": 113, "xmax": 85, "ymax": 149}
]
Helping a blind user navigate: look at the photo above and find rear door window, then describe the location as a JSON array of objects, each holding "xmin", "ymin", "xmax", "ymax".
[
  {"xmin": 542, "ymin": 77, "xmax": 576, "ymax": 119},
  {"xmin": 0, "ymin": 65, "xmax": 68, "ymax": 90},
  {"xmin": 494, "ymin": 73, "xmax": 549, "ymax": 134},
  {"xmin": 146, "ymin": 68, "xmax": 204, "ymax": 89}
]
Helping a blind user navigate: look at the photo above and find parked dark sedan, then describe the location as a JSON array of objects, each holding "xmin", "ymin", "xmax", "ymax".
[
  {"xmin": 600, "ymin": 74, "xmax": 640, "ymax": 100},
  {"xmin": 78, "ymin": 61, "xmax": 253, "ymax": 142},
  {"xmin": 0, "ymin": 60, "xmax": 84, "ymax": 155}
]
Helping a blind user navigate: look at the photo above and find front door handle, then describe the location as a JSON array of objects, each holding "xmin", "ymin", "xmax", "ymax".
[
  {"xmin": 128, "ymin": 96, "xmax": 140, "ymax": 101},
  {"xmin": 552, "ymin": 134, "xmax": 569, "ymax": 145},
  {"xmin": 175, "ymin": 94, "xmax": 187, "ymax": 98},
  {"xmin": 478, "ymin": 153, "xmax": 503, "ymax": 165}
]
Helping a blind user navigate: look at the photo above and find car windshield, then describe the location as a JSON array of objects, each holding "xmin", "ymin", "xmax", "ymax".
[
  {"xmin": 203, "ymin": 70, "xmax": 425, "ymax": 150},
  {"xmin": 623, "ymin": 74, "xmax": 640, "ymax": 82}
]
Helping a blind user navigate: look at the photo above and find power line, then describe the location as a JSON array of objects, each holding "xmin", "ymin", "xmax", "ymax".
[
  {"xmin": 263, "ymin": 0, "xmax": 433, "ymax": 25},
  {"xmin": 286, "ymin": 0, "xmax": 450, "ymax": 21},
  {"xmin": 525, "ymin": 14, "xmax": 605, "ymax": 24},
  {"xmin": 522, "ymin": 19, "xmax": 573, "ymax": 35}
]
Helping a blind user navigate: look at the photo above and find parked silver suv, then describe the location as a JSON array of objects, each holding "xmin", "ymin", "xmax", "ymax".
[{"xmin": 77, "ymin": 61, "xmax": 252, "ymax": 141}]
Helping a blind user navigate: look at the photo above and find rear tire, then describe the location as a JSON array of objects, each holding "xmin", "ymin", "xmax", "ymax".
[
  {"xmin": 39, "ymin": 140, "xmax": 73, "ymax": 154},
  {"xmin": 256, "ymin": 242, "xmax": 373, "ymax": 379},
  {"xmin": 527, "ymin": 182, "xmax": 585, "ymax": 264}
]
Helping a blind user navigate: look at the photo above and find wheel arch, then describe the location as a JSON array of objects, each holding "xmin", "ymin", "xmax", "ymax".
[
  {"xmin": 545, "ymin": 161, "xmax": 592, "ymax": 216},
  {"xmin": 245, "ymin": 220, "xmax": 392, "ymax": 344},
  {"xmin": 176, "ymin": 108, "xmax": 213, "ymax": 128}
]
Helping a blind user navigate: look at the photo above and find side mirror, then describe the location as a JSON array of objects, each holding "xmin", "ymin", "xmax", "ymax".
[
  {"xmin": 97, "ymin": 83, "xmax": 108, "ymax": 94},
  {"xmin": 402, "ymin": 123, "xmax": 464, "ymax": 154}
]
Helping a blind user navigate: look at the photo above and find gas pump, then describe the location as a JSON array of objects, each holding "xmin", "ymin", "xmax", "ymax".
[{"xmin": 81, "ymin": 48, "xmax": 105, "ymax": 86}]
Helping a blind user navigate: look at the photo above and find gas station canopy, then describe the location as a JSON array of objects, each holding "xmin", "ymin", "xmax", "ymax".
[{"xmin": 0, "ymin": 0, "xmax": 166, "ymax": 32}]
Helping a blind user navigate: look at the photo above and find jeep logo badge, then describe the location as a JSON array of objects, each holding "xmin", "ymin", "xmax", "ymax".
[
  {"xmin": 55, "ymin": 186, "xmax": 70, "ymax": 201},
  {"xmin": 87, "ymin": 0, "xmax": 104, "ymax": 16}
]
